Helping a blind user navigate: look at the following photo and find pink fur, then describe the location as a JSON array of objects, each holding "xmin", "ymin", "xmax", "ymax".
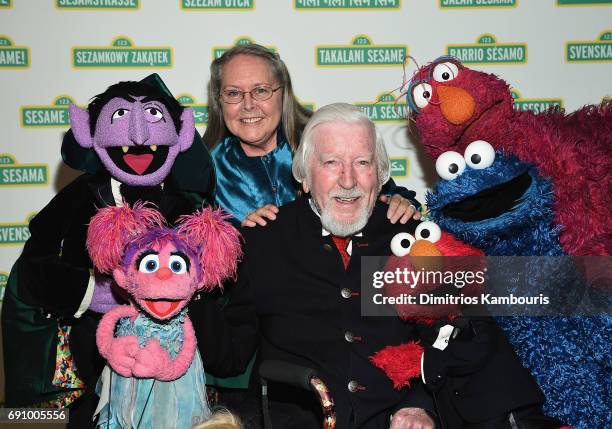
[
  {"xmin": 96, "ymin": 305, "xmax": 140, "ymax": 377},
  {"xmin": 177, "ymin": 207, "xmax": 242, "ymax": 288},
  {"xmin": 370, "ymin": 341, "xmax": 424, "ymax": 389},
  {"xmin": 131, "ymin": 317, "xmax": 197, "ymax": 381},
  {"xmin": 87, "ymin": 202, "xmax": 165, "ymax": 273},
  {"xmin": 90, "ymin": 203, "xmax": 243, "ymax": 382}
]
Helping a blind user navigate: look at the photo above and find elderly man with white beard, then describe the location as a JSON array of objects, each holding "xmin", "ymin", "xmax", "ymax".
[{"xmin": 234, "ymin": 103, "xmax": 435, "ymax": 429}]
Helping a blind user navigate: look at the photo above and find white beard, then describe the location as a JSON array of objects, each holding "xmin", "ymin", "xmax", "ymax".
[{"xmin": 315, "ymin": 188, "xmax": 375, "ymax": 237}]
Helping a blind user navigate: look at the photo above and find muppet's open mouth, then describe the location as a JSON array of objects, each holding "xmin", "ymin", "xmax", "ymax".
[
  {"xmin": 107, "ymin": 145, "xmax": 169, "ymax": 176},
  {"xmin": 455, "ymin": 99, "xmax": 504, "ymax": 145},
  {"xmin": 142, "ymin": 299, "xmax": 182, "ymax": 318},
  {"xmin": 442, "ymin": 172, "xmax": 532, "ymax": 222}
]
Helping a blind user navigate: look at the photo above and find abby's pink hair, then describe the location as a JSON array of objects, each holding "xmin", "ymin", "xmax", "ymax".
[
  {"xmin": 87, "ymin": 202, "xmax": 165, "ymax": 273},
  {"xmin": 177, "ymin": 208, "xmax": 242, "ymax": 289},
  {"xmin": 87, "ymin": 203, "xmax": 241, "ymax": 289}
]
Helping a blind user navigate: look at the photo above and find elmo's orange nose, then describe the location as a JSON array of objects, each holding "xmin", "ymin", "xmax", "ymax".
[
  {"xmin": 437, "ymin": 85, "xmax": 476, "ymax": 125},
  {"xmin": 409, "ymin": 240, "xmax": 443, "ymax": 272},
  {"xmin": 410, "ymin": 240, "xmax": 442, "ymax": 257},
  {"xmin": 156, "ymin": 267, "xmax": 172, "ymax": 280}
]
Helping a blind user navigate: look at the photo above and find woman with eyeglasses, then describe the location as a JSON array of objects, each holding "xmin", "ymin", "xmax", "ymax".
[{"xmin": 204, "ymin": 43, "xmax": 421, "ymax": 229}]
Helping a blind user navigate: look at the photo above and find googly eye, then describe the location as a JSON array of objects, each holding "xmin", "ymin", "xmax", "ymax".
[
  {"xmin": 415, "ymin": 221, "xmax": 442, "ymax": 243},
  {"xmin": 412, "ymin": 82, "xmax": 433, "ymax": 109},
  {"xmin": 145, "ymin": 106, "xmax": 164, "ymax": 122},
  {"xmin": 168, "ymin": 254, "xmax": 187, "ymax": 274},
  {"xmin": 432, "ymin": 62, "xmax": 459, "ymax": 83},
  {"xmin": 139, "ymin": 254, "xmax": 159, "ymax": 273},
  {"xmin": 464, "ymin": 140, "xmax": 496, "ymax": 170},
  {"xmin": 112, "ymin": 108, "xmax": 129, "ymax": 121},
  {"xmin": 435, "ymin": 151, "xmax": 466, "ymax": 180},
  {"xmin": 390, "ymin": 232, "xmax": 416, "ymax": 257}
]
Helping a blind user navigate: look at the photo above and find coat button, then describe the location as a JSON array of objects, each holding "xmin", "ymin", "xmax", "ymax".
[
  {"xmin": 323, "ymin": 243, "xmax": 333, "ymax": 252},
  {"xmin": 348, "ymin": 380, "xmax": 359, "ymax": 392},
  {"xmin": 341, "ymin": 288, "xmax": 351, "ymax": 299},
  {"xmin": 344, "ymin": 331, "xmax": 354, "ymax": 342},
  {"xmin": 454, "ymin": 390, "xmax": 460, "ymax": 396}
]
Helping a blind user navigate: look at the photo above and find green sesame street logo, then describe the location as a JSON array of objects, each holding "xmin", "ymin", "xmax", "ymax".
[
  {"xmin": 355, "ymin": 94, "xmax": 408, "ymax": 122},
  {"xmin": 511, "ymin": 89, "xmax": 563, "ymax": 114},
  {"xmin": 73, "ymin": 37, "xmax": 172, "ymax": 68},
  {"xmin": 440, "ymin": 0, "xmax": 516, "ymax": 8},
  {"xmin": 0, "ymin": 214, "xmax": 35, "ymax": 246},
  {"xmin": 317, "ymin": 35, "xmax": 407, "ymax": 67},
  {"xmin": 0, "ymin": 271, "xmax": 7, "ymax": 302},
  {"xmin": 566, "ymin": 31, "xmax": 612, "ymax": 62},
  {"xmin": 212, "ymin": 37, "xmax": 276, "ymax": 60},
  {"xmin": 0, "ymin": 155, "xmax": 48, "ymax": 187},
  {"xmin": 558, "ymin": 0, "xmax": 611, "ymax": 5},
  {"xmin": 21, "ymin": 96, "xmax": 76, "ymax": 127},
  {"xmin": 0, "ymin": 36, "xmax": 29, "ymax": 68},
  {"xmin": 182, "ymin": 0, "xmax": 254, "ymax": 9},
  {"xmin": 447, "ymin": 34, "xmax": 527, "ymax": 64},
  {"xmin": 0, "ymin": 0, "xmax": 11, "ymax": 8},
  {"xmin": 390, "ymin": 158, "xmax": 409, "ymax": 178},
  {"xmin": 295, "ymin": 0, "xmax": 400, "ymax": 10},
  {"xmin": 177, "ymin": 94, "xmax": 208, "ymax": 126},
  {"xmin": 56, "ymin": 0, "xmax": 139, "ymax": 9}
]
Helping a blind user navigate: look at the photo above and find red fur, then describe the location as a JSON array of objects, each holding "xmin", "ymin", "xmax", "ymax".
[
  {"xmin": 371, "ymin": 229, "xmax": 484, "ymax": 387},
  {"xmin": 413, "ymin": 62, "xmax": 612, "ymax": 256},
  {"xmin": 370, "ymin": 341, "xmax": 424, "ymax": 389},
  {"xmin": 385, "ymin": 232, "xmax": 485, "ymax": 322}
]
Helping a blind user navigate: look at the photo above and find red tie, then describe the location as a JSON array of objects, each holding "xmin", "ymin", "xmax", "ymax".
[{"xmin": 331, "ymin": 235, "xmax": 351, "ymax": 269}]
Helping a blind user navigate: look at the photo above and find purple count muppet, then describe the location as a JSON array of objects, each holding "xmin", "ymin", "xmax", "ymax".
[{"xmin": 2, "ymin": 79, "xmax": 209, "ymax": 428}]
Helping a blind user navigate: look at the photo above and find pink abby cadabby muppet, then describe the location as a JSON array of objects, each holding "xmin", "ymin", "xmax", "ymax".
[{"xmin": 87, "ymin": 203, "xmax": 241, "ymax": 429}]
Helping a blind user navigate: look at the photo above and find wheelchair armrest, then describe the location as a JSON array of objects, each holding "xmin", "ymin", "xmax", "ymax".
[{"xmin": 259, "ymin": 359, "xmax": 317, "ymax": 391}]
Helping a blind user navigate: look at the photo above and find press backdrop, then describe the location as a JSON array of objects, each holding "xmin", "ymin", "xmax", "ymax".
[{"xmin": 1, "ymin": 0, "xmax": 611, "ymax": 302}]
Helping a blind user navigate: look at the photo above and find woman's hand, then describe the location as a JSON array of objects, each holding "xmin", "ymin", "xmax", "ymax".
[
  {"xmin": 380, "ymin": 194, "xmax": 421, "ymax": 224},
  {"xmin": 241, "ymin": 204, "xmax": 279, "ymax": 227}
]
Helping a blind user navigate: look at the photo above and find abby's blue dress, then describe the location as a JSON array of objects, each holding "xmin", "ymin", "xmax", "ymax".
[{"xmin": 95, "ymin": 311, "xmax": 210, "ymax": 429}]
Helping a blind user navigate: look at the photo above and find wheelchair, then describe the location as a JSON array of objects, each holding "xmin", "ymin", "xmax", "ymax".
[{"xmin": 259, "ymin": 360, "xmax": 336, "ymax": 429}]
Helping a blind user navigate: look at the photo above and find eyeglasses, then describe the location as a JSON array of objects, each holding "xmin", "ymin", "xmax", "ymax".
[{"xmin": 219, "ymin": 85, "xmax": 283, "ymax": 104}]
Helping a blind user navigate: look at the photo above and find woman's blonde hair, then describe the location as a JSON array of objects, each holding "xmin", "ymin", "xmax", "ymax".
[
  {"xmin": 203, "ymin": 43, "xmax": 312, "ymax": 152},
  {"xmin": 193, "ymin": 409, "xmax": 244, "ymax": 429}
]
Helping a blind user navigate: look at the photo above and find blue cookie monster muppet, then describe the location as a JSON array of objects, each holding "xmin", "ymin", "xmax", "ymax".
[{"xmin": 426, "ymin": 140, "xmax": 611, "ymax": 429}]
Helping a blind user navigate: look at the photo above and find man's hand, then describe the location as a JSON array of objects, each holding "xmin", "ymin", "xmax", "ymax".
[
  {"xmin": 390, "ymin": 407, "xmax": 435, "ymax": 429},
  {"xmin": 241, "ymin": 204, "xmax": 279, "ymax": 227},
  {"xmin": 380, "ymin": 194, "xmax": 421, "ymax": 224}
]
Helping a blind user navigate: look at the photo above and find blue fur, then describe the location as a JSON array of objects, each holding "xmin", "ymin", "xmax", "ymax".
[{"xmin": 426, "ymin": 151, "xmax": 611, "ymax": 428}]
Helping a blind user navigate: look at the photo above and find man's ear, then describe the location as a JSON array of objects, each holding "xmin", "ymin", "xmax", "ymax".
[
  {"xmin": 112, "ymin": 268, "xmax": 128, "ymax": 289},
  {"xmin": 69, "ymin": 104, "xmax": 94, "ymax": 148},
  {"xmin": 178, "ymin": 108, "xmax": 195, "ymax": 152},
  {"xmin": 302, "ymin": 181, "xmax": 309, "ymax": 194}
]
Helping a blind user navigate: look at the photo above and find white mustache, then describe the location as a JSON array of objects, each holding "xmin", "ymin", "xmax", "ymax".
[{"xmin": 331, "ymin": 188, "xmax": 364, "ymax": 199}]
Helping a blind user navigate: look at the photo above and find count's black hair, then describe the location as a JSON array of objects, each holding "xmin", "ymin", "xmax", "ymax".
[{"xmin": 87, "ymin": 81, "xmax": 184, "ymax": 136}]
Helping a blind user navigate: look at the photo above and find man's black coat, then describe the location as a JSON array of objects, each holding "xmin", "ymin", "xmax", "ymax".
[{"xmin": 240, "ymin": 196, "xmax": 433, "ymax": 429}]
